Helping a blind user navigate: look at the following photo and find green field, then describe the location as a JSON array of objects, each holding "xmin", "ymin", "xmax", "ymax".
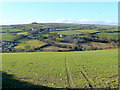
[
  {"xmin": 50, "ymin": 29, "xmax": 99, "ymax": 35},
  {"xmin": 50, "ymin": 30, "xmax": 81, "ymax": 35},
  {"xmin": 14, "ymin": 40, "xmax": 47, "ymax": 50},
  {"xmin": 2, "ymin": 49, "xmax": 118, "ymax": 88},
  {"xmin": 43, "ymin": 46, "xmax": 71, "ymax": 51},
  {"xmin": 76, "ymin": 29, "xmax": 99, "ymax": 33},
  {"xmin": 35, "ymin": 33, "xmax": 49, "ymax": 37},
  {"xmin": 17, "ymin": 32, "xmax": 28, "ymax": 35},
  {"xmin": 94, "ymin": 32, "xmax": 118, "ymax": 40},
  {"xmin": 104, "ymin": 29, "xmax": 118, "ymax": 32},
  {"xmin": 1, "ymin": 33, "xmax": 17, "ymax": 41},
  {"xmin": 2, "ymin": 28, "xmax": 23, "ymax": 33}
]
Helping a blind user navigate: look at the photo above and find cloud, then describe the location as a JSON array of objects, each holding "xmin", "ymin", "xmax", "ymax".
[
  {"xmin": 47, "ymin": 19, "xmax": 77, "ymax": 23},
  {"xmin": 51, "ymin": 19, "xmax": 117, "ymax": 25},
  {"xmin": 78, "ymin": 19, "xmax": 94, "ymax": 24},
  {"xmin": 78, "ymin": 19, "xmax": 117, "ymax": 25},
  {"xmin": 103, "ymin": 20, "xmax": 117, "ymax": 25},
  {"xmin": 1, "ymin": 19, "xmax": 117, "ymax": 25}
]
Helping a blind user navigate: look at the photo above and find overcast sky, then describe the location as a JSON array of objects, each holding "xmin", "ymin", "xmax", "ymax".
[{"xmin": 1, "ymin": 2, "xmax": 118, "ymax": 25}]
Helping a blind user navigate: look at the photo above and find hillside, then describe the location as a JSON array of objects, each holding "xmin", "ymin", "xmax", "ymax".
[
  {"xmin": 2, "ymin": 49, "xmax": 118, "ymax": 88},
  {"xmin": 0, "ymin": 23, "xmax": 119, "ymax": 52},
  {"xmin": 1, "ymin": 23, "xmax": 119, "ymax": 89}
]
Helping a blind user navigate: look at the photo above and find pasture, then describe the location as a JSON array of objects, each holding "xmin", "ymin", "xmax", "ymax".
[
  {"xmin": 2, "ymin": 49, "xmax": 118, "ymax": 88},
  {"xmin": 17, "ymin": 32, "xmax": 28, "ymax": 35},
  {"xmin": 50, "ymin": 29, "xmax": 100, "ymax": 35},
  {"xmin": 2, "ymin": 28, "xmax": 23, "ymax": 33},
  {"xmin": 14, "ymin": 39, "xmax": 47, "ymax": 50},
  {"xmin": 1, "ymin": 33, "xmax": 17, "ymax": 41},
  {"xmin": 94, "ymin": 32, "xmax": 118, "ymax": 40}
]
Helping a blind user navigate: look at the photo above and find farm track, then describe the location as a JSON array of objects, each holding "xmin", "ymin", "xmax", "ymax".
[
  {"xmin": 73, "ymin": 62, "xmax": 118, "ymax": 88},
  {"xmin": 2, "ymin": 69, "xmax": 65, "ymax": 86},
  {"xmin": 80, "ymin": 70, "xmax": 93, "ymax": 88},
  {"xmin": 64, "ymin": 57, "xmax": 75, "ymax": 88}
]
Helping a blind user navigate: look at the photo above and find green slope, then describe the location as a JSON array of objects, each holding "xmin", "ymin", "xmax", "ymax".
[{"xmin": 2, "ymin": 49, "xmax": 118, "ymax": 88}]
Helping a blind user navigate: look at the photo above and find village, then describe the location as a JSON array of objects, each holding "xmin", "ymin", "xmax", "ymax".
[
  {"xmin": 1, "ymin": 23, "xmax": 118, "ymax": 53},
  {"xmin": 0, "ymin": 27, "xmax": 67, "ymax": 52}
]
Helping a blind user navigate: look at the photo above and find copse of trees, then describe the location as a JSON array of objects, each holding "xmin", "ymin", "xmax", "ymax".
[{"xmin": 31, "ymin": 22, "xmax": 38, "ymax": 24}]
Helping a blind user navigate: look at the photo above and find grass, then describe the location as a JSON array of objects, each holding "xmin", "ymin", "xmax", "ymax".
[
  {"xmin": 50, "ymin": 29, "xmax": 100, "ymax": 35},
  {"xmin": 50, "ymin": 30, "xmax": 82, "ymax": 35},
  {"xmin": 54, "ymin": 42, "xmax": 77, "ymax": 47},
  {"xmin": 95, "ymin": 25, "xmax": 112, "ymax": 27},
  {"xmin": 93, "ymin": 32, "xmax": 118, "ymax": 40},
  {"xmin": 35, "ymin": 33, "xmax": 49, "ymax": 37},
  {"xmin": 104, "ymin": 29, "xmax": 118, "ymax": 32},
  {"xmin": 75, "ymin": 29, "xmax": 100, "ymax": 33},
  {"xmin": 55, "ymin": 38, "xmax": 64, "ymax": 41},
  {"xmin": 1, "ymin": 33, "xmax": 17, "ymax": 41},
  {"xmin": 14, "ymin": 39, "xmax": 47, "ymax": 49},
  {"xmin": 2, "ymin": 49, "xmax": 118, "ymax": 88},
  {"xmin": 43, "ymin": 46, "xmax": 71, "ymax": 51},
  {"xmin": 56, "ymin": 29, "xmax": 65, "ymax": 31},
  {"xmin": 17, "ymin": 32, "xmax": 28, "ymax": 35},
  {"xmin": 2, "ymin": 28, "xmax": 23, "ymax": 33}
]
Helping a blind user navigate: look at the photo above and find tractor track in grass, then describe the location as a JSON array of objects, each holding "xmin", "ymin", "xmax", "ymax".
[
  {"xmin": 2, "ymin": 69, "xmax": 65, "ymax": 86},
  {"xmin": 64, "ymin": 56, "xmax": 76, "ymax": 88},
  {"xmin": 80, "ymin": 70, "xmax": 93, "ymax": 88},
  {"xmin": 74, "ymin": 63, "xmax": 118, "ymax": 88},
  {"xmin": 74, "ymin": 63, "xmax": 93, "ymax": 88}
]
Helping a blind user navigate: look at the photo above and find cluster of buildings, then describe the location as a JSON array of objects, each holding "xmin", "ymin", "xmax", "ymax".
[{"xmin": 0, "ymin": 40, "xmax": 17, "ymax": 52}]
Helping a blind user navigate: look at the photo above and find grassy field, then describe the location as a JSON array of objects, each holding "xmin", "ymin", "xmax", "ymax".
[
  {"xmin": 50, "ymin": 30, "xmax": 81, "ymax": 35},
  {"xmin": 1, "ymin": 33, "xmax": 17, "ymax": 41},
  {"xmin": 43, "ymin": 46, "xmax": 71, "ymax": 51},
  {"xmin": 2, "ymin": 49, "xmax": 118, "ymax": 88},
  {"xmin": 35, "ymin": 33, "xmax": 49, "ymax": 37},
  {"xmin": 2, "ymin": 28, "xmax": 23, "ymax": 33},
  {"xmin": 104, "ymin": 29, "xmax": 118, "ymax": 32},
  {"xmin": 14, "ymin": 40, "xmax": 47, "ymax": 50},
  {"xmin": 50, "ymin": 29, "xmax": 99, "ymax": 35},
  {"xmin": 17, "ymin": 32, "xmax": 28, "ymax": 35},
  {"xmin": 75, "ymin": 29, "xmax": 100, "ymax": 33},
  {"xmin": 94, "ymin": 32, "xmax": 118, "ymax": 40}
]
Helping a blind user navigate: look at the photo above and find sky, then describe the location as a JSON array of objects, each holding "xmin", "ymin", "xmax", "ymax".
[{"xmin": 0, "ymin": 2, "xmax": 118, "ymax": 25}]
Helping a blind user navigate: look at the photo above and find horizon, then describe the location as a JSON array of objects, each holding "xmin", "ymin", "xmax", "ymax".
[
  {"xmin": 0, "ymin": 22, "xmax": 118, "ymax": 26},
  {"xmin": 1, "ymin": 2, "xmax": 118, "ymax": 25}
]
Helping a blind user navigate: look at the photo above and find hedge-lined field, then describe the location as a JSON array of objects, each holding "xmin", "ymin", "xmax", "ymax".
[
  {"xmin": 1, "ymin": 33, "xmax": 17, "ymax": 41},
  {"xmin": 14, "ymin": 40, "xmax": 47, "ymax": 50},
  {"xmin": 94, "ymin": 32, "xmax": 118, "ymax": 40}
]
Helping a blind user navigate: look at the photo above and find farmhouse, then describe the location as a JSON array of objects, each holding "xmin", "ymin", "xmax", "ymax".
[
  {"xmin": 32, "ymin": 28, "xmax": 37, "ymax": 31},
  {"xmin": 59, "ymin": 34, "xmax": 66, "ymax": 38},
  {"xmin": 59, "ymin": 34, "xmax": 63, "ymax": 38}
]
